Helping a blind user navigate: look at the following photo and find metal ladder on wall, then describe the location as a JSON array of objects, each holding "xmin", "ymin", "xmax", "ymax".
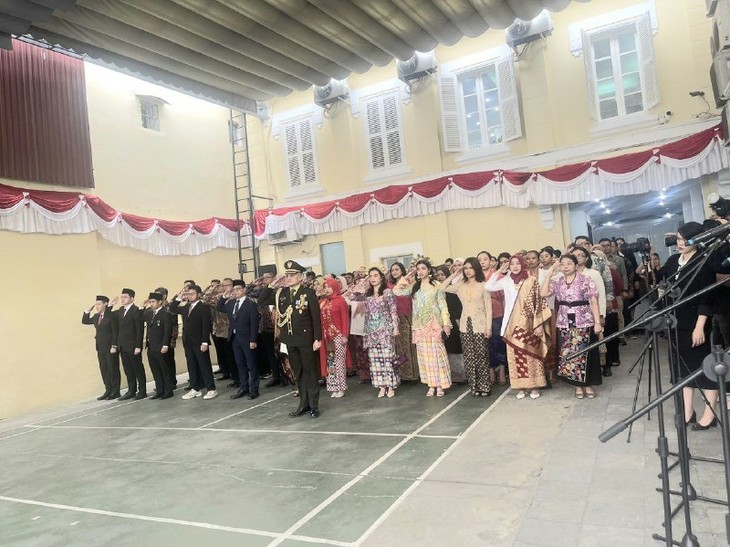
[{"xmin": 229, "ymin": 109, "xmax": 259, "ymax": 279}]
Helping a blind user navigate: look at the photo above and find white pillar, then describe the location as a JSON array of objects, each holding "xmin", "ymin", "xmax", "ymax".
[
  {"xmin": 685, "ymin": 179, "xmax": 706, "ymax": 223},
  {"xmin": 568, "ymin": 204, "xmax": 591, "ymax": 240}
]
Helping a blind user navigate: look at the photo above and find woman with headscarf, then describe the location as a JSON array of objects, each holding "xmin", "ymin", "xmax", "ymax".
[
  {"xmin": 387, "ymin": 262, "xmax": 419, "ymax": 382},
  {"xmin": 486, "ymin": 254, "xmax": 551, "ymax": 399},
  {"xmin": 319, "ymin": 277, "xmax": 351, "ymax": 398},
  {"xmin": 394, "ymin": 259, "xmax": 452, "ymax": 396}
]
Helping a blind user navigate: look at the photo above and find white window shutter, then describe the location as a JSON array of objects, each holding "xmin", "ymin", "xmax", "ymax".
[
  {"xmin": 582, "ymin": 29, "xmax": 600, "ymax": 121},
  {"xmin": 298, "ymin": 119, "xmax": 318, "ymax": 185},
  {"xmin": 382, "ymin": 94, "xmax": 403, "ymax": 167},
  {"xmin": 284, "ymin": 124, "xmax": 301, "ymax": 188},
  {"xmin": 438, "ymin": 73, "xmax": 463, "ymax": 153},
  {"xmin": 636, "ymin": 13, "xmax": 659, "ymax": 109},
  {"xmin": 365, "ymin": 100, "xmax": 385, "ymax": 169},
  {"xmin": 496, "ymin": 55, "xmax": 522, "ymax": 142}
]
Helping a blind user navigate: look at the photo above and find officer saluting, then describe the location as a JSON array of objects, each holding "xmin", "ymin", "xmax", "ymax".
[{"xmin": 276, "ymin": 261, "xmax": 323, "ymax": 418}]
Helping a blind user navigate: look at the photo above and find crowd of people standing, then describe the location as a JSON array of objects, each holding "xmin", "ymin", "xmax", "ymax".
[{"xmin": 82, "ymin": 224, "xmax": 729, "ymax": 425}]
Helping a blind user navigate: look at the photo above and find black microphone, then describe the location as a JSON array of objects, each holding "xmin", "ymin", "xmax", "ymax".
[{"xmin": 686, "ymin": 222, "xmax": 730, "ymax": 246}]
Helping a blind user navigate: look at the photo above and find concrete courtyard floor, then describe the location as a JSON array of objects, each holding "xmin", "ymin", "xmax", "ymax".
[{"xmin": 0, "ymin": 338, "xmax": 728, "ymax": 546}]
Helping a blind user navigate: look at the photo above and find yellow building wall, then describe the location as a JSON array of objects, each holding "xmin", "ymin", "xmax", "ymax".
[
  {"xmin": 256, "ymin": 0, "xmax": 715, "ymax": 274},
  {"xmin": 0, "ymin": 64, "xmax": 241, "ymax": 421}
]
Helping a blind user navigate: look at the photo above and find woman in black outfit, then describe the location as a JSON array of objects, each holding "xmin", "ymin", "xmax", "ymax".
[{"xmin": 658, "ymin": 222, "xmax": 719, "ymax": 430}]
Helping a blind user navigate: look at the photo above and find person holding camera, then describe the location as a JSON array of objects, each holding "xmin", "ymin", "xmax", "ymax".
[{"xmin": 657, "ymin": 222, "xmax": 719, "ymax": 430}]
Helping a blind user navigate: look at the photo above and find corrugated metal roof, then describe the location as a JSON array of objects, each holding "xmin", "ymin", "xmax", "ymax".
[{"xmin": 0, "ymin": 0, "xmax": 591, "ymax": 111}]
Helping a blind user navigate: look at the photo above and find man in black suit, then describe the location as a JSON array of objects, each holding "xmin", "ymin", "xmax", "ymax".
[
  {"xmin": 276, "ymin": 261, "xmax": 322, "ymax": 418},
  {"xmin": 218, "ymin": 279, "xmax": 261, "ymax": 400},
  {"xmin": 144, "ymin": 292, "xmax": 174, "ymax": 400},
  {"xmin": 254, "ymin": 272, "xmax": 286, "ymax": 388},
  {"xmin": 81, "ymin": 295, "xmax": 121, "ymax": 400},
  {"xmin": 112, "ymin": 288, "xmax": 147, "ymax": 400},
  {"xmin": 170, "ymin": 284, "xmax": 217, "ymax": 400},
  {"xmin": 155, "ymin": 287, "xmax": 178, "ymax": 389}
]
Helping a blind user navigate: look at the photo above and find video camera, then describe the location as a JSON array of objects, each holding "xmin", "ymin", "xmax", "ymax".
[
  {"xmin": 707, "ymin": 192, "xmax": 730, "ymax": 219},
  {"xmin": 623, "ymin": 237, "xmax": 651, "ymax": 254}
]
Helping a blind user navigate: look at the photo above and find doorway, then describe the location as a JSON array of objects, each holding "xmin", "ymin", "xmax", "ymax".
[{"xmin": 320, "ymin": 241, "xmax": 346, "ymax": 276}]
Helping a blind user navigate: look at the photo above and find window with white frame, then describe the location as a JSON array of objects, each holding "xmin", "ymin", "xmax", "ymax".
[
  {"xmin": 582, "ymin": 12, "xmax": 658, "ymax": 122},
  {"xmin": 439, "ymin": 53, "xmax": 522, "ymax": 154},
  {"xmin": 362, "ymin": 92, "xmax": 405, "ymax": 173},
  {"xmin": 383, "ymin": 254, "xmax": 414, "ymax": 272},
  {"xmin": 282, "ymin": 116, "xmax": 319, "ymax": 191},
  {"xmin": 140, "ymin": 100, "xmax": 160, "ymax": 131}
]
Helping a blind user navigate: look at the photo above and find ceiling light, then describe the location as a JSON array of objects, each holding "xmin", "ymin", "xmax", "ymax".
[
  {"xmin": 659, "ymin": 201, "xmax": 664, "ymax": 206},
  {"xmin": 605, "ymin": 209, "xmax": 611, "ymax": 214},
  {"xmin": 661, "ymin": 187, "xmax": 666, "ymax": 191},
  {"xmin": 605, "ymin": 221, "xmax": 613, "ymax": 226},
  {"xmin": 664, "ymin": 212, "xmax": 672, "ymax": 218}
]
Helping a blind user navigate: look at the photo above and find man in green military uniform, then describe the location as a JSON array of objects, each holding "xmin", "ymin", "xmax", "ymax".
[{"xmin": 276, "ymin": 260, "xmax": 323, "ymax": 418}]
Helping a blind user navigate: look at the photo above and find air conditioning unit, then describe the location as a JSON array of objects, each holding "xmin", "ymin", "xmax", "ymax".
[
  {"xmin": 708, "ymin": 0, "xmax": 719, "ymax": 17},
  {"xmin": 721, "ymin": 103, "xmax": 730, "ymax": 146},
  {"xmin": 313, "ymin": 79, "xmax": 349, "ymax": 107},
  {"xmin": 397, "ymin": 51, "xmax": 437, "ymax": 84},
  {"xmin": 268, "ymin": 229, "xmax": 303, "ymax": 245},
  {"xmin": 712, "ymin": 0, "xmax": 730, "ymax": 54},
  {"xmin": 506, "ymin": 10, "xmax": 553, "ymax": 49},
  {"xmin": 711, "ymin": 49, "xmax": 730, "ymax": 107}
]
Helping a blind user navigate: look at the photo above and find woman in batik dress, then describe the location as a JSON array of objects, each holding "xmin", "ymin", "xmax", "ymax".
[
  {"xmin": 349, "ymin": 268, "xmax": 400, "ymax": 397},
  {"xmin": 319, "ymin": 277, "xmax": 351, "ymax": 399},
  {"xmin": 440, "ymin": 257, "xmax": 493, "ymax": 396},
  {"xmin": 394, "ymin": 260, "xmax": 452, "ymax": 397},
  {"xmin": 541, "ymin": 254, "xmax": 602, "ymax": 398},
  {"xmin": 486, "ymin": 254, "xmax": 551, "ymax": 400},
  {"xmin": 387, "ymin": 262, "xmax": 419, "ymax": 382}
]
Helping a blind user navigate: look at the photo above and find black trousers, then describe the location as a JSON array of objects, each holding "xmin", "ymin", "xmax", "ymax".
[
  {"xmin": 288, "ymin": 344, "xmax": 319, "ymax": 411},
  {"xmin": 225, "ymin": 339, "xmax": 239, "ymax": 383},
  {"xmin": 713, "ymin": 313, "xmax": 730, "ymax": 349},
  {"xmin": 120, "ymin": 350, "xmax": 146, "ymax": 395},
  {"xmin": 213, "ymin": 335, "xmax": 231, "ymax": 375},
  {"xmin": 148, "ymin": 349, "xmax": 175, "ymax": 396},
  {"xmin": 164, "ymin": 344, "xmax": 177, "ymax": 386},
  {"xmin": 604, "ymin": 312, "xmax": 620, "ymax": 365},
  {"xmin": 183, "ymin": 343, "xmax": 215, "ymax": 392},
  {"xmin": 259, "ymin": 331, "xmax": 280, "ymax": 381},
  {"xmin": 97, "ymin": 347, "xmax": 120, "ymax": 395},
  {"xmin": 232, "ymin": 338, "xmax": 260, "ymax": 393}
]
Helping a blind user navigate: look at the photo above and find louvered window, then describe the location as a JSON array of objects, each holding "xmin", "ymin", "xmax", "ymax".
[
  {"xmin": 283, "ymin": 117, "xmax": 319, "ymax": 190},
  {"xmin": 363, "ymin": 92, "xmax": 405, "ymax": 173},
  {"xmin": 583, "ymin": 12, "xmax": 658, "ymax": 121},
  {"xmin": 438, "ymin": 54, "xmax": 522, "ymax": 154}
]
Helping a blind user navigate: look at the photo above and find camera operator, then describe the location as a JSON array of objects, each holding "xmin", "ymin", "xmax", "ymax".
[{"xmin": 656, "ymin": 222, "xmax": 720, "ymax": 430}]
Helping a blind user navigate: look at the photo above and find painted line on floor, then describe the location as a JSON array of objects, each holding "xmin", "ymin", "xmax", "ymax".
[
  {"xmin": 352, "ymin": 387, "xmax": 511, "ymax": 546},
  {"xmin": 265, "ymin": 389, "xmax": 472, "ymax": 547},
  {"xmin": 22, "ymin": 424, "xmax": 460, "ymax": 440},
  {"xmin": 198, "ymin": 392, "xmax": 294, "ymax": 428},
  {"xmin": 0, "ymin": 427, "xmax": 41, "ymax": 443},
  {"xmin": 0, "ymin": 495, "xmax": 351, "ymax": 546},
  {"xmin": 27, "ymin": 398, "xmax": 144, "ymax": 428}
]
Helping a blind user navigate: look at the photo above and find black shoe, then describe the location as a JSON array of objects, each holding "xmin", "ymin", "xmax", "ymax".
[
  {"xmin": 289, "ymin": 406, "xmax": 311, "ymax": 417},
  {"xmin": 310, "ymin": 409, "xmax": 320, "ymax": 418},
  {"xmin": 261, "ymin": 373, "xmax": 273, "ymax": 379},
  {"xmin": 97, "ymin": 393, "xmax": 110, "ymax": 401},
  {"xmin": 230, "ymin": 389, "xmax": 250, "ymax": 399},
  {"xmin": 227, "ymin": 382, "xmax": 240, "ymax": 388},
  {"xmin": 249, "ymin": 392, "xmax": 259, "ymax": 400},
  {"xmin": 160, "ymin": 392, "xmax": 173, "ymax": 400},
  {"xmin": 279, "ymin": 381, "xmax": 289, "ymax": 388},
  {"xmin": 216, "ymin": 374, "xmax": 231, "ymax": 381},
  {"xmin": 602, "ymin": 366, "xmax": 613, "ymax": 377},
  {"xmin": 118, "ymin": 392, "xmax": 135, "ymax": 401},
  {"xmin": 265, "ymin": 379, "xmax": 279, "ymax": 388},
  {"xmin": 611, "ymin": 361, "xmax": 621, "ymax": 367},
  {"xmin": 685, "ymin": 411, "xmax": 697, "ymax": 426},
  {"xmin": 183, "ymin": 386, "xmax": 192, "ymax": 391},
  {"xmin": 135, "ymin": 393, "xmax": 147, "ymax": 400},
  {"xmin": 692, "ymin": 417, "xmax": 718, "ymax": 430},
  {"xmin": 619, "ymin": 338, "xmax": 627, "ymax": 346},
  {"xmin": 106, "ymin": 393, "xmax": 120, "ymax": 400},
  {"xmin": 149, "ymin": 393, "xmax": 162, "ymax": 400}
]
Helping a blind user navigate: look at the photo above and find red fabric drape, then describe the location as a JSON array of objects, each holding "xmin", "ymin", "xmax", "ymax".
[{"xmin": 0, "ymin": 39, "xmax": 94, "ymax": 188}]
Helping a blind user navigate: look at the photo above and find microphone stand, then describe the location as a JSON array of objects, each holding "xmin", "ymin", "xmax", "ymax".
[{"xmin": 567, "ymin": 237, "xmax": 728, "ymax": 547}]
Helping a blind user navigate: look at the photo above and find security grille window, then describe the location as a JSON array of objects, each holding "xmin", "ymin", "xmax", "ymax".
[
  {"xmin": 363, "ymin": 92, "xmax": 405, "ymax": 172},
  {"xmin": 583, "ymin": 13, "xmax": 658, "ymax": 121},
  {"xmin": 439, "ymin": 54, "xmax": 522, "ymax": 154},
  {"xmin": 140, "ymin": 100, "xmax": 160, "ymax": 131},
  {"xmin": 283, "ymin": 116, "xmax": 319, "ymax": 190}
]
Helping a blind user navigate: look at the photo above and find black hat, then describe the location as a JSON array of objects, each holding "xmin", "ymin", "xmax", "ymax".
[
  {"xmin": 96, "ymin": 295, "xmax": 109, "ymax": 303},
  {"xmin": 121, "ymin": 288, "xmax": 135, "ymax": 298},
  {"xmin": 148, "ymin": 292, "xmax": 163, "ymax": 301},
  {"xmin": 284, "ymin": 260, "xmax": 306, "ymax": 274},
  {"xmin": 232, "ymin": 279, "xmax": 245, "ymax": 287}
]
